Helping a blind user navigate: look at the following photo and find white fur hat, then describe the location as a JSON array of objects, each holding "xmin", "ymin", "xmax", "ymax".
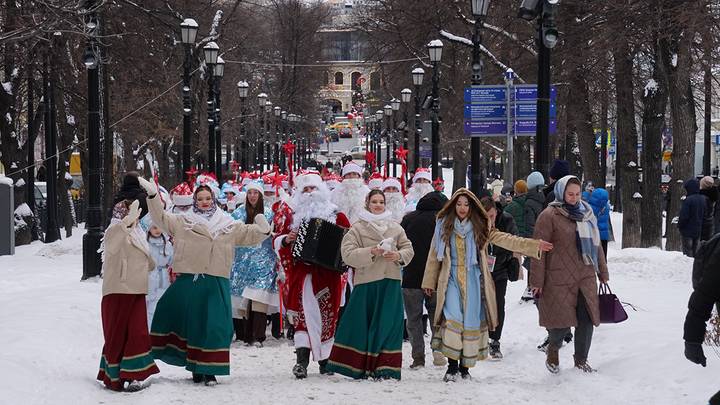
[
  {"xmin": 244, "ymin": 180, "xmax": 264, "ymax": 195},
  {"xmin": 413, "ymin": 168, "xmax": 431, "ymax": 183},
  {"xmin": 263, "ymin": 183, "xmax": 275, "ymax": 193},
  {"xmin": 368, "ymin": 177, "xmax": 384, "ymax": 190},
  {"xmin": 341, "ymin": 162, "xmax": 363, "ymax": 178},
  {"xmin": 296, "ymin": 171, "xmax": 323, "ymax": 190},
  {"xmin": 382, "ymin": 178, "xmax": 402, "ymax": 192}
]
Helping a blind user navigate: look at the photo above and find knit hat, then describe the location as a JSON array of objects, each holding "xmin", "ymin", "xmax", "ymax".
[
  {"xmin": 527, "ymin": 171, "xmax": 545, "ymax": 190},
  {"xmin": 368, "ymin": 172, "xmax": 384, "ymax": 190},
  {"xmin": 382, "ymin": 177, "xmax": 402, "ymax": 192},
  {"xmin": 514, "ymin": 179, "xmax": 528, "ymax": 194},
  {"xmin": 549, "ymin": 159, "xmax": 570, "ymax": 181},
  {"xmin": 700, "ymin": 176, "xmax": 715, "ymax": 190},
  {"xmin": 170, "ymin": 182, "xmax": 194, "ymax": 207},
  {"xmin": 413, "ymin": 168, "xmax": 431, "ymax": 183},
  {"xmin": 341, "ymin": 162, "xmax": 363, "ymax": 178}
]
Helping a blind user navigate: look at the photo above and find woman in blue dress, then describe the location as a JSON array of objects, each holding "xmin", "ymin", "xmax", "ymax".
[{"xmin": 229, "ymin": 180, "xmax": 278, "ymax": 347}]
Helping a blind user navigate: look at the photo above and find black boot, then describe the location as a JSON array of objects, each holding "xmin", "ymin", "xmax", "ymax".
[
  {"xmin": 251, "ymin": 311, "xmax": 267, "ymax": 347},
  {"xmin": 459, "ymin": 366, "xmax": 471, "ymax": 380},
  {"xmin": 232, "ymin": 318, "xmax": 245, "ymax": 342},
  {"xmin": 192, "ymin": 373, "xmax": 203, "ymax": 383},
  {"xmin": 203, "ymin": 374, "xmax": 217, "ymax": 387},
  {"xmin": 318, "ymin": 359, "xmax": 334, "ymax": 375},
  {"xmin": 270, "ymin": 313, "xmax": 283, "ymax": 339},
  {"xmin": 293, "ymin": 348, "xmax": 311, "ymax": 379},
  {"xmin": 443, "ymin": 358, "xmax": 459, "ymax": 382}
]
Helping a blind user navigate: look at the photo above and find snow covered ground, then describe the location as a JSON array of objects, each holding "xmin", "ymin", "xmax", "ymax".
[{"xmin": 1, "ymin": 213, "xmax": 718, "ymax": 405}]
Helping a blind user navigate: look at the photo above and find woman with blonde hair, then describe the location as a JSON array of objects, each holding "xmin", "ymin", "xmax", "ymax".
[{"xmin": 422, "ymin": 188, "xmax": 552, "ymax": 381}]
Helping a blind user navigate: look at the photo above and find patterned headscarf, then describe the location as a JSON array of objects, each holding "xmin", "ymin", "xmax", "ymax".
[
  {"xmin": 192, "ymin": 185, "xmax": 218, "ymax": 220},
  {"xmin": 111, "ymin": 201, "xmax": 130, "ymax": 221}
]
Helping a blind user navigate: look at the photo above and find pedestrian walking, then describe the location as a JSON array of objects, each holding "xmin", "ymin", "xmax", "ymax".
[
  {"xmin": 679, "ymin": 178, "xmax": 705, "ymax": 257},
  {"xmin": 327, "ymin": 190, "xmax": 414, "ymax": 380},
  {"xmin": 400, "ymin": 191, "xmax": 448, "ymax": 369},
  {"xmin": 530, "ymin": 175, "xmax": 609, "ymax": 374},
  {"xmin": 588, "ymin": 188, "xmax": 611, "ymax": 260},
  {"xmin": 421, "ymin": 188, "xmax": 552, "ymax": 381}
]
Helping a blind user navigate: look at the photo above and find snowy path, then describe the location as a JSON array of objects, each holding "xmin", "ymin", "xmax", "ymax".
[{"xmin": 0, "ymin": 216, "xmax": 718, "ymax": 404}]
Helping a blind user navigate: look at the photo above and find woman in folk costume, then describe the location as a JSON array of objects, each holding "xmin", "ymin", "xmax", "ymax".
[
  {"xmin": 140, "ymin": 216, "xmax": 174, "ymax": 329},
  {"xmin": 327, "ymin": 190, "xmax": 414, "ymax": 380},
  {"xmin": 529, "ymin": 175, "xmax": 609, "ymax": 374},
  {"xmin": 421, "ymin": 188, "xmax": 552, "ymax": 381},
  {"xmin": 382, "ymin": 177, "xmax": 406, "ymax": 223},
  {"xmin": 137, "ymin": 177, "xmax": 271, "ymax": 386},
  {"xmin": 229, "ymin": 180, "xmax": 278, "ymax": 347},
  {"xmin": 273, "ymin": 171, "xmax": 351, "ymax": 379},
  {"xmin": 98, "ymin": 200, "xmax": 159, "ymax": 392}
]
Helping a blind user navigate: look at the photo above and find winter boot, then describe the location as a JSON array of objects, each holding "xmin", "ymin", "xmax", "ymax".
[
  {"xmin": 203, "ymin": 375, "xmax": 218, "ymax": 387},
  {"xmin": 124, "ymin": 380, "xmax": 147, "ymax": 392},
  {"xmin": 318, "ymin": 359, "xmax": 334, "ymax": 375},
  {"xmin": 433, "ymin": 351, "xmax": 447, "ymax": 366},
  {"xmin": 270, "ymin": 313, "xmax": 283, "ymax": 339},
  {"xmin": 545, "ymin": 344, "xmax": 560, "ymax": 374},
  {"xmin": 459, "ymin": 366, "xmax": 471, "ymax": 380},
  {"xmin": 574, "ymin": 355, "xmax": 596, "ymax": 373},
  {"xmin": 192, "ymin": 373, "xmax": 204, "ymax": 384},
  {"xmin": 537, "ymin": 336, "xmax": 550, "ymax": 352},
  {"xmin": 563, "ymin": 331, "xmax": 574, "ymax": 344},
  {"xmin": 293, "ymin": 348, "xmax": 311, "ymax": 379},
  {"xmin": 232, "ymin": 318, "xmax": 245, "ymax": 342},
  {"xmin": 443, "ymin": 358, "xmax": 459, "ymax": 382},
  {"xmin": 252, "ymin": 311, "xmax": 267, "ymax": 347},
  {"xmin": 489, "ymin": 339, "xmax": 503, "ymax": 360},
  {"xmin": 409, "ymin": 357, "xmax": 425, "ymax": 370}
]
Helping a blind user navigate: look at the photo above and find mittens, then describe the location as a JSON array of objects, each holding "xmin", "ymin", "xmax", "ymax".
[
  {"xmin": 254, "ymin": 214, "xmax": 271, "ymax": 234},
  {"xmin": 684, "ymin": 341, "xmax": 707, "ymax": 367}
]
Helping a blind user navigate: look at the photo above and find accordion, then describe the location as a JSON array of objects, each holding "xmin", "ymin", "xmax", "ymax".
[{"xmin": 291, "ymin": 218, "xmax": 348, "ymax": 273}]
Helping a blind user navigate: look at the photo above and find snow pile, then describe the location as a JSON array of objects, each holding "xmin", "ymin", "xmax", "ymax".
[
  {"xmin": 14, "ymin": 203, "xmax": 33, "ymax": 217},
  {"xmin": 0, "ymin": 217, "xmax": 718, "ymax": 404}
]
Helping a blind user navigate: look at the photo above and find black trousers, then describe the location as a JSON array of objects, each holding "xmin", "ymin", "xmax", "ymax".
[
  {"xmin": 601, "ymin": 240, "xmax": 608, "ymax": 261},
  {"xmin": 489, "ymin": 278, "xmax": 508, "ymax": 341}
]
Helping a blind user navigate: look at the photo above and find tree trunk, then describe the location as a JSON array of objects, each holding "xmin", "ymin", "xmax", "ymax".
[
  {"xmin": 613, "ymin": 37, "xmax": 642, "ymax": 248},
  {"xmin": 660, "ymin": 13, "xmax": 697, "ymax": 252},
  {"xmin": 513, "ymin": 137, "xmax": 531, "ymax": 182},
  {"xmin": 53, "ymin": 53, "xmax": 75, "ymax": 238},
  {"xmin": 567, "ymin": 68, "xmax": 601, "ymax": 187},
  {"xmin": 640, "ymin": 43, "xmax": 668, "ymax": 249}
]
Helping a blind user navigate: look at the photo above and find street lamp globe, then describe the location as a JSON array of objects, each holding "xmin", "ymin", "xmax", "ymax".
[
  {"xmin": 384, "ymin": 105, "xmax": 392, "ymax": 116},
  {"xmin": 265, "ymin": 100, "xmax": 273, "ymax": 113},
  {"xmin": 375, "ymin": 110, "xmax": 384, "ymax": 121},
  {"xmin": 257, "ymin": 93, "xmax": 268, "ymax": 107},
  {"xmin": 412, "ymin": 68, "xmax": 425, "ymax": 86},
  {"xmin": 180, "ymin": 19, "xmax": 198, "ymax": 44},
  {"xmin": 427, "ymin": 40, "xmax": 443, "ymax": 63},
  {"xmin": 281, "ymin": 110, "xmax": 287, "ymax": 120},
  {"xmin": 274, "ymin": 106, "xmax": 281, "ymax": 117},
  {"xmin": 213, "ymin": 56, "xmax": 225, "ymax": 78},
  {"xmin": 401, "ymin": 88, "xmax": 412, "ymax": 103},
  {"xmin": 237, "ymin": 81, "xmax": 249, "ymax": 99},
  {"xmin": 471, "ymin": 0, "xmax": 491, "ymax": 17},
  {"xmin": 203, "ymin": 41, "xmax": 219, "ymax": 65},
  {"xmin": 391, "ymin": 98, "xmax": 400, "ymax": 111}
]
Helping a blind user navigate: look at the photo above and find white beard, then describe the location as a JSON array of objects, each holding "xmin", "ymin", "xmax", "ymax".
[
  {"xmin": 385, "ymin": 192, "xmax": 406, "ymax": 223},
  {"xmin": 331, "ymin": 179, "xmax": 370, "ymax": 224},
  {"xmin": 405, "ymin": 183, "xmax": 434, "ymax": 210},
  {"xmin": 291, "ymin": 185, "xmax": 337, "ymax": 229},
  {"xmin": 264, "ymin": 195, "xmax": 277, "ymax": 208}
]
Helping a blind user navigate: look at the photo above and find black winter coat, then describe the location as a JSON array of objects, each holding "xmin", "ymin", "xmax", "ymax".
[
  {"xmin": 488, "ymin": 203, "xmax": 519, "ymax": 282},
  {"xmin": 700, "ymin": 187, "xmax": 718, "ymax": 241},
  {"xmin": 525, "ymin": 186, "xmax": 545, "ymax": 238},
  {"xmin": 543, "ymin": 181, "xmax": 557, "ymax": 209},
  {"xmin": 678, "ymin": 179, "xmax": 705, "ymax": 239},
  {"xmin": 683, "ymin": 233, "xmax": 720, "ymax": 344},
  {"xmin": 400, "ymin": 191, "xmax": 448, "ymax": 289}
]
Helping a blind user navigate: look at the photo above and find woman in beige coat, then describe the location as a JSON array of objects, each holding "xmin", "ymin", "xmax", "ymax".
[
  {"xmin": 530, "ymin": 175, "xmax": 609, "ymax": 374},
  {"xmin": 327, "ymin": 190, "xmax": 414, "ymax": 380},
  {"xmin": 137, "ymin": 178, "xmax": 271, "ymax": 386},
  {"xmin": 422, "ymin": 188, "xmax": 552, "ymax": 381}
]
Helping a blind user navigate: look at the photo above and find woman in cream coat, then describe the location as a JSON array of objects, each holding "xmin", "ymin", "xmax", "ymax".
[
  {"xmin": 327, "ymin": 190, "xmax": 414, "ymax": 380},
  {"xmin": 137, "ymin": 178, "xmax": 271, "ymax": 386},
  {"xmin": 422, "ymin": 188, "xmax": 552, "ymax": 381}
]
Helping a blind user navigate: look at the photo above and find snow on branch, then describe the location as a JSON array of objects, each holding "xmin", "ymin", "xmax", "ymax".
[
  {"xmin": 439, "ymin": 30, "xmax": 526, "ymax": 83},
  {"xmin": 454, "ymin": 4, "xmax": 537, "ymax": 57}
]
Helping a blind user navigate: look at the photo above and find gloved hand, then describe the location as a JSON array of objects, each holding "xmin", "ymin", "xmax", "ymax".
[
  {"xmin": 227, "ymin": 199, "xmax": 238, "ymax": 212},
  {"xmin": 121, "ymin": 200, "xmax": 142, "ymax": 227},
  {"xmin": 137, "ymin": 177, "xmax": 158, "ymax": 197},
  {"xmin": 254, "ymin": 214, "xmax": 271, "ymax": 234},
  {"xmin": 277, "ymin": 267, "xmax": 286, "ymax": 283},
  {"xmin": 684, "ymin": 341, "xmax": 707, "ymax": 367}
]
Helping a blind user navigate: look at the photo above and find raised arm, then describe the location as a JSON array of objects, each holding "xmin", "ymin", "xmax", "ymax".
[{"xmin": 232, "ymin": 214, "xmax": 272, "ymax": 247}]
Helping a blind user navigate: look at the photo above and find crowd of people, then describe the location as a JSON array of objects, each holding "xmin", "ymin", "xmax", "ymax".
[{"xmin": 97, "ymin": 158, "xmax": 640, "ymax": 392}]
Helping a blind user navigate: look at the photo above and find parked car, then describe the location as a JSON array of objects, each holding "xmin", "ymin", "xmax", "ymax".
[
  {"xmin": 347, "ymin": 146, "xmax": 366, "ymax": 160},
  {"xmin": 340, "ymin": 127, "xmax": 353, "ymax": 138}
]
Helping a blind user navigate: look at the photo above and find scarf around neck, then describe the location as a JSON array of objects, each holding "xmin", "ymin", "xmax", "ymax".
[
  {"xmin": 549, "ymin": 189, "xmax": 600, "ymax": 272},
  {"xmin": 433, "ymin": 217, "xmax": 479, "ymax": 269},
  {"xmin": 358, "ymin": 209, "xmax": 392, "ymax": 236}
]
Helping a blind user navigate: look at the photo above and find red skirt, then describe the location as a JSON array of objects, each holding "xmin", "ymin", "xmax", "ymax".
[{"xmin": 97, "ymin": 294, "xmax": 159, "ymax": 391}]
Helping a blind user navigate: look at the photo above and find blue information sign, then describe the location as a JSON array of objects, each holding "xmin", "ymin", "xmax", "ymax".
[
  {"xmin": 464, "ymin": 104, "xmax": 507, "ymax": 120},
  {"xmin": 515, "ymin": 119, "xmax": 557, "ymax": 134},
  {"xmin": 515, "ymin": 102, "xmax": 557, "ymax": 118},
  {"xmin": 419, "ymin": 146, "xmax": 431, "ymax": 159},
  {"xmin": 464, "ymin": 120, "xmax": 507, "ymax": 136},
  {"xmin": 464, "ymin": 87, "xmax": 506, "ymax": 103}
]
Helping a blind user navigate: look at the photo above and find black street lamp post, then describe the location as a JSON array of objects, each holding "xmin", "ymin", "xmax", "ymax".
[
  {"xmin": 274, "ymin": 106, "xmax": 281, "ymax": 169},
  {"xmin": 401, "ymin": 88, "xmax": 411, "ymax": 153},
  {"xmin": 81, "ymin": 0, "xmax": 102, "ymax": 279},
  {"xmin": 265, "ymin": 100, "xmax": 273, "ymax": 169},
  {"xmin": 375, "ymin": 110, "xmax": 383, "ymax": 171},
  {"xmin": 412, "ymin": 68, "xmax": 424, "ymax": 171},
  {"xmin": 237, "ymin": 80, "xmax": 249, "ymax": 171},
  {"xmin": 203, "ymin": 42, "xmax": 219, "ymax": 175},
  {"xmin": 257, "ymin": 93, "xmax": 267, "ymax": 171},
  {"xmin": 384, "ymin": 104, "xmax": 392, "ymax": 177},
  {"xmin": 427, "ymin": 40, "xmax": 444, "ymax": 180},
  {"xmin": 180, "ymin": 18, "xmax": 198, "ymax": 182},
  {"xmin": 470, "ymin": 0, "xmax": 490, "ymax": 196},
  {"xmin": 213, "ymin": 56, "xmax": 225, "ymax": 181},
  {"xmin": 281, "ymin": 110, "xmax": 287, "ymax": 172},
  {"xmin": 391, "ymin": 98, "xmax": 400, "ymax": 177}
]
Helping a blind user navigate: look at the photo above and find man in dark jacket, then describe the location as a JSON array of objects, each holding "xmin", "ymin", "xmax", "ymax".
[
  {"xmin": 543, "ymin": 159, "xmax": 570, "ymax": 209},
  {"xmin": 699, "ymin": 176, "xmax": 717, "ymax": 241},
  {"xmin": 400, "ymin": 191, "xmax": 448, "ymax": 369},
  {"xmin": 482, "ymin": 198, "xmax": 520, "ymax": 360},
  {"xmin": 683, "ymin": 233, "xmax": 720, "ymax": 404},
  {"xmin": 679, "ymin": 178, "xmax": 706, "ymax": 257}
]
